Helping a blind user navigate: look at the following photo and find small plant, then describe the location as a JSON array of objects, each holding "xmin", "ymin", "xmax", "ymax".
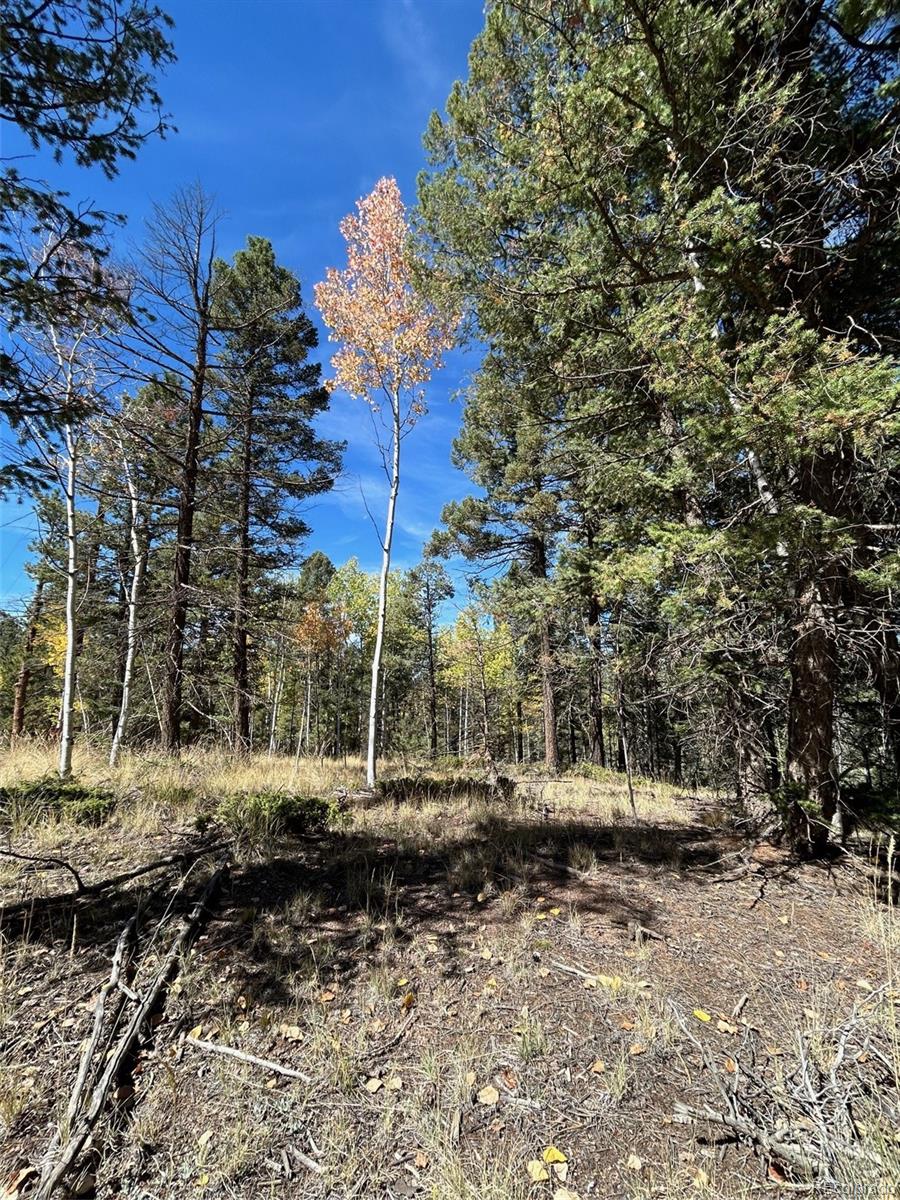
[
  {"xmin": 216, "ymin": 790, "xmax": 337, "ymax": 847},
  {"xmin": 0, "ymin": 777, "xmax": 116, "ymax": 830}
]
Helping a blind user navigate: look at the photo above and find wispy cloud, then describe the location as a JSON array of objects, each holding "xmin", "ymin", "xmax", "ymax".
[{"xmin": 380, "ymin": 0, "xmax": 443, "ymax": 95}]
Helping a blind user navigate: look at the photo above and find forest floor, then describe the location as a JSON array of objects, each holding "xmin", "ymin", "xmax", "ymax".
[{"xmin": 0, "ymin": 747, "xmax": 897, "ymax": 1200}]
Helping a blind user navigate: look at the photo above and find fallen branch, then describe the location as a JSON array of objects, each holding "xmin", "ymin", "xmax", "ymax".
[
  {"xmin": 0, "ymin": 841, "xmax": 230, "ymax": 918},
  {"xmin": 365, "ymin": 1010, "xmax": 417, "ymax": 1062},
  {"xmin": 0, "ymin": 847, "xmax": 86, "ymax": 892},
  {"xmin": 35, "ymin": 862, "xmax": 229, "ymax": 1199},
  {"xmin": 185, "ymin": 1035, "xmax": 313, "ymax": 1082},
  {"xmin": 673, "ymin": 1100, "xmax": 820, "ymax": 1175}
]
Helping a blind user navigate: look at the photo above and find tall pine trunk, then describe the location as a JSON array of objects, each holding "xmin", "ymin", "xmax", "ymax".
[
  {"xmin": 785, "ymin": 576, "xmax": 837, "ymax": 851},
  {"xmin": 586, "ymin": 595, "xmax": 606, "ymax": 767},
  {"xmin": 161, "ymin": 317, "xmax": 208, "ymax": 752},
  {"xmin": 233, "ymin": 405, "xmax": 253, "ymax": 752},
  {"xmin": 366, "ymin": 394, "xmax": 401, "ymax": 788}
]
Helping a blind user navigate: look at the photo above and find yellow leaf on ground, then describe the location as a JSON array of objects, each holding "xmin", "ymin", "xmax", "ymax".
[
  {"xmin": 626, "ymin": 1153, "xmax": 643, "ymax": 1171},
  {"xmin": 477, "ymin": 1085, "xmax": 500, "ymax": 1105},
  {"xmin": 716, "ymin": 1019, "xmax": 738, "ymax": 1034},
  {"xmin": 590, "ymin": 1059, "xmax": 606, "ymax": 1074},
  {"xmin": 197, "ymin": 1129, "xmax": 213, "ymax": 1149},
  {"xmin": 187, "ymin": 1024, "xmax": 203, "ymax": 1040},
  {"xmin": 537, "ymin": 966, "xmax": 550, "ymax": 978},
  {"xmin": 400, "ymin": 991, "xmax": 416, "ymax": 1010},
  {"xmin": 526, "ymin": 1160, "xmax": 550, "ymax": 1182},
  {"xmin": 385, "ymin": 1075, "xmax": 402, "ymax": 1091},
  {"xmin": 481, "ymin": 949, "xmax": 492, "ymax": 960},
  {"xmin": 549, "ymin": 906, "xmax": 561, "ymax": 916},
  {"xmin": 693, "ymin": 1009, "xmax": 712, "ymax": 1022},
  {"xmin": 543, "ymin": 1146, "xmax": 567, "ymax": 1164},
  {"xmin": 629, "ymin": 1043, "xmax": 646, "ymax": 1056},
  {"xmin": 320, "ymin": 990, "xmax": 336, "ymax": 1003},
  {"xmin": 552, "ymin": 1189, "xmax": 582, "ymax": 1200},
  {"xmin": 364, "ymin": 1077, "xmax": 383, "ymax": 1093},
  {"xmin": 465, "ymin": 1070, "xmax": 477, "ymax": 1086}
]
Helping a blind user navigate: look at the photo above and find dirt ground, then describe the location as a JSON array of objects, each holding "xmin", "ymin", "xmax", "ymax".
[{"xmin": 0, "ymin": 757, "xmax": 896, "ymax": 1200}]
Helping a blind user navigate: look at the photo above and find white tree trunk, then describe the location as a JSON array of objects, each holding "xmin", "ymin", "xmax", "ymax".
[
  {"xmin": 59, "ymin": 424, "xmax": 79, "ymax": 780},
  {"xmin": 110, "ymin": 452, "xmax": 145, "ymax": 768},
  {"xmin": 366, "ymin": 395, "xmax": 401, "ymax": 788}
]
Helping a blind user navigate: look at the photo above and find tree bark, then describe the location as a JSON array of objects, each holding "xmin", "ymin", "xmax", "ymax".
[
  {"xmin": 233, "ymin": 404, "xmax": 253, "ymax": 752},
  {"xmin": 540, "ymin": 616, "xmax": 560, "ymax": 775},
  {"xmin": 426, "ymin": 590, "xmax": 438, "ymax": 757},
  {"xmin": 11, "ymin": 579, "xmax": 44, "ymax": 740},
  {"xmin": 161, "ymin": 317, "xmax": 207, "ymax": 753},
  {"xmin": 586, "ymin": 596, "xmax": 606, "ymax": 767},
  {"xmin": 109, "ymin": 448, "xmax": 146, "ymax": 767},
  {"xmin": 785, "ymin": 576, "xmax": 837, "ymax": 851},
  {"xmin": 58, "ymin": 423, "xmax": 79, "ymax": 780},
  {"xmin": 366, "ymin": 392, "xmax": 400, "ymax": 787}
]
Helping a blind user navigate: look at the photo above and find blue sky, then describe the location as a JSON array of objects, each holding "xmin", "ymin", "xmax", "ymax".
[{"xmin": 0, "ymin": 0, "xmax": 485, "ymax": 610}]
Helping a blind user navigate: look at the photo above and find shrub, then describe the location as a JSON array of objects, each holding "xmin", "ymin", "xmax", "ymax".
[
  {"xmin": 0, "ymin": 778, "xmax": 117, "ymax": 829},
  {"xmin": 216, "ymin": 790, "xmax": 337, "ymax": 846}
]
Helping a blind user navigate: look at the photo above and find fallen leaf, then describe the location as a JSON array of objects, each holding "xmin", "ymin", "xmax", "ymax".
[
  {"xmin": 619, "ymin": 1017, "xmax": 635, "ymax": 1030},
  {"xmin": 320, "ymin": 990, "xmax": 336, "ymax": 1003},
  {"xmin": 693, "ymin": 1009, "xmax": 712, "ymax": 1023},
  {"xmin": 552, "ymin": 1162, "xmax": 569, "ymax": 1181},
  {"xmin": 414, "ymin": 1150, "xmax": 429, "ymax": 1169},
  {"xmin": 629, "ymin": 1043, "xmax": 646, "ymax": 1056},
  {"xmin": 794, "ymin": 978, "xmax": 809, "ymax": 992},
  {"xmin": 549, "ymin": 906, "xmax": 561, "ymax": 916},
  {"xmin": 590, "ymin": 1059, "xmax": 606, "ymax": 1074},
  {"xmin": 542, "ymin": 1146, "xmax": 567, "ymax": 1164},
  {"xmin": 279, "ymin": 1023, "xmax": 303, "ymax": 1041},
  {"xmin": 364, "ymin": 1077, "xmax": 383, "ymax": 1093},
  {"xmin": 777, "ymin": 914, "xmax": 789, "ymax": 925},
  {"xmin": 397, "ymin": 977, "xmax": 408, "ymax": 987},
  {"xmin": 537, "ymin": 966, "xmax": 551, "ymax": 978},
  {"xmin": 400, "ymin": 991, "xmax": 416, "ymax": 1010},
  {"xmin": 187, "ymin": 1024, "xmax": 203, "ymax": 1040},
  {"xmin": 465, "ymin": 1070, "xmax": 477, "ymax": 1086},
  {"xmin": 385, "ymin": 1075, "xmax": 403, "ymax": 1091},
  {"xmin": 480, "ymin": 949, "xmax": 492, "ymax": 960},
  {"xmin": 724, "ymin": 1057, "xmax": 737, "ymax": 1073},
  {"xmin": 477, "ymin": 1085, "xmax": 500, "ymax": 1105},
  {"xmin": 625, "ymin": 1153, "xmax": 643, "ymax": 1171},
  {"xmin": 552, "ymin": 1190, "xmax": 582, "ymax": 1200},
  {"xmin": 500, "ymin": 1067, "xmax": 518, "ymax": 1090},
  {"xmin": 196, "ymin": 1174, "xmax": 209, "ymax": 1190},
  {"xmin": 716, "ymin": 1019, "xmax": 738, "ymax": 1034},
  {"xmin": 527, "ymin": 1160, "xmax": 550, "ymax": 1182},
  {"xmin": 197, "ymin": 1129, "xmax": 213, "ymax": 1150}
]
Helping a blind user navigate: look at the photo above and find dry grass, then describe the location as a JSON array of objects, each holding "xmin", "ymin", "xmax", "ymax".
[{"xmin": 3, "ymin": 747, "xmax": 893, "ymax": 1199}]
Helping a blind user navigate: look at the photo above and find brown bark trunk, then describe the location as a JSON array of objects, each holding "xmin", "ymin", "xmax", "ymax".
[
  {"xmin": 587, "ymin": 595, "xmax": 606, "ymax": 767},
  {"xmin": 426, "ymin": 604, "xmax": 438, "ymax": 757},
  {"xmin": 11, "ymin": 579, "xmax": 44, "ymax": 740},
  {"xmin": 233, "ymin": 406, "xmax": 253, "ymax": 752},
  {"xmin": 161, "ymin": 317, "xmax": 208, "ymax": 752},
  {"xmin": 785, "ymin": 576, "xmax": 837, "ymax": 851},
  {"xmin": 540, "ymin": 616, "xmax": 560, "ymax": 775}
]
